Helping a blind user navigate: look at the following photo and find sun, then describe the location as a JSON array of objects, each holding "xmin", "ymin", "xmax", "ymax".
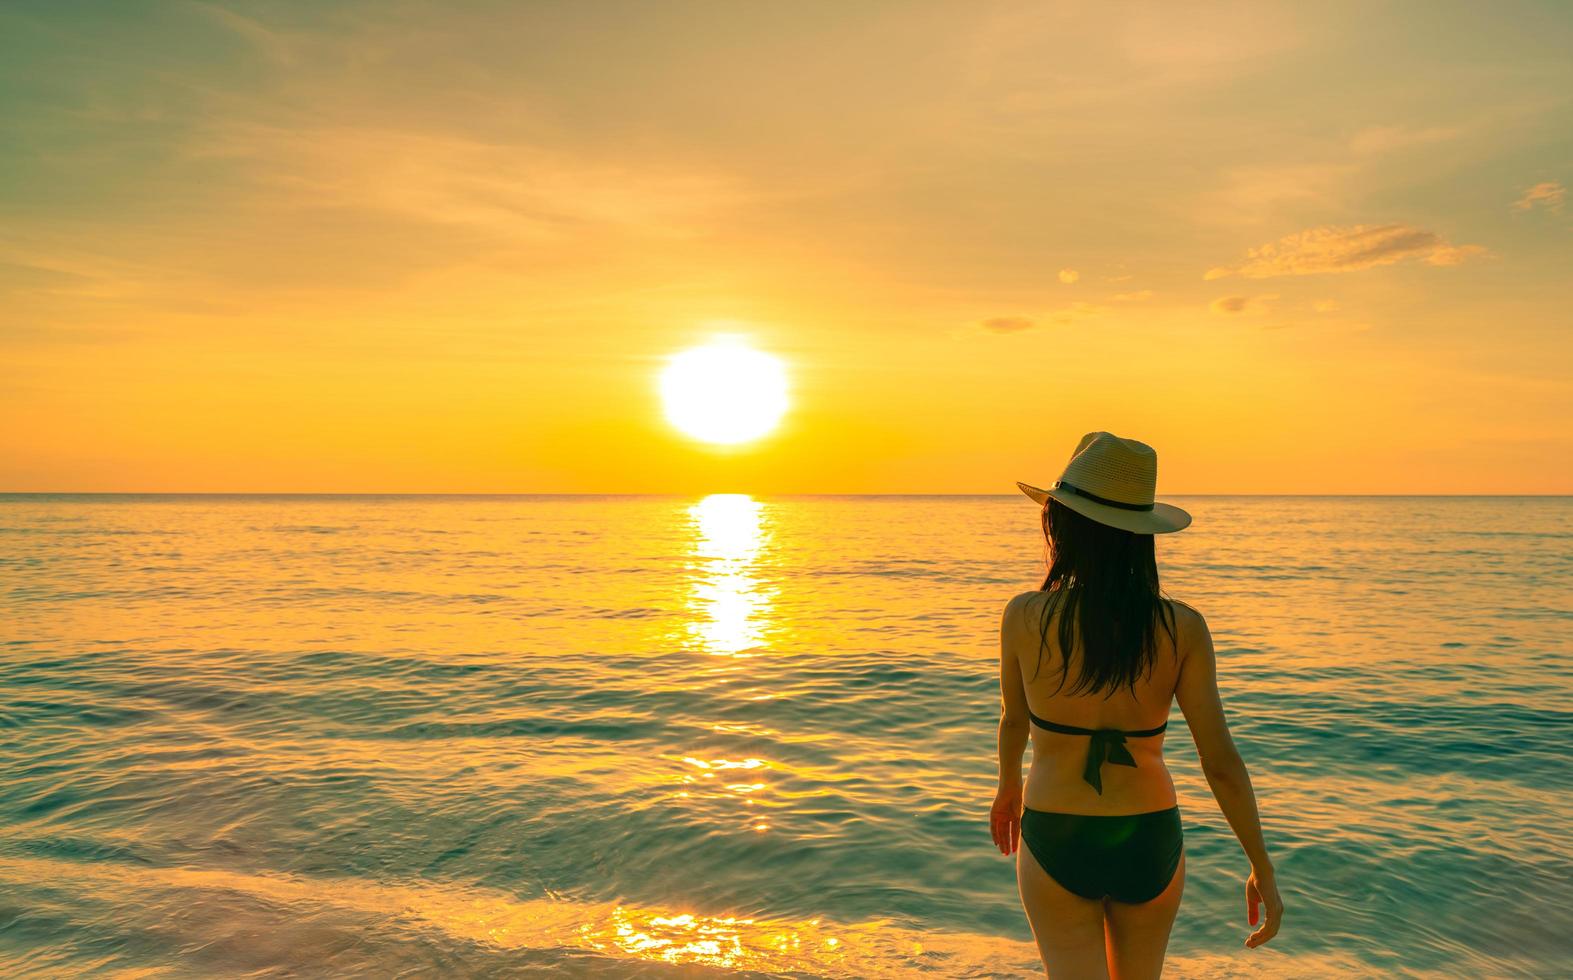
[{"xmin": 660, "ymin": 337, "xmax": 789, "ymax": 445}]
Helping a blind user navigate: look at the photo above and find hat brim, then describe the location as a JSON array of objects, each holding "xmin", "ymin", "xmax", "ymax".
[{"xmin": 1016, "ymin": 481, "xmax": 1191, "ymax": 534}]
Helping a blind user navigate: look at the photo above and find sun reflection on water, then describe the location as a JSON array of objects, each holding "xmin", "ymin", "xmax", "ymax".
[
  {"xmin": 590, "ymin": 904, "xmax": 869, "ymax": 973},
  {"xmin": 675, "ymin": 754, "xmax": 776, "ymax": 829},
  {"xmin": 686, "ymin": 493, "xmax": 774, "ymax": 656}
]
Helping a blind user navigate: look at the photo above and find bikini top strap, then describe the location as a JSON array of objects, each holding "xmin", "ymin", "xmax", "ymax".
[
  {"xmin": 1117, "ymin": 719, "xmax": 1168, "ymax": 738},
  {"xmin": 1026, "ymin": 708, "xmax": 1168, "ymax": 739}
]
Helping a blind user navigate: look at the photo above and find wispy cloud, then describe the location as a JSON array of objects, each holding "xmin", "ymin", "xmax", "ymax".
[
  {"xmin": 1204, "ymin": 224, "xmax": 1485, "ymax": 280},
  {"xmin": 1512, "ymin": 181, "xmax": 1565, "ymax": 213},
  {"xmin": 186, "ymin": 2, "xmax": 297, "ymax": 65},
  {"xmin": 190, "ymin": 123, "xmax": 758, "ymax": 243},
  {"xmin": 1111, "ymin": 289, "xmax": 1153, "ymax": 302},
  {"xmin": 1197, "ymin": 163, "xmax": 1356, "ymax": 227},
  {"xmin": 979, "ymin": 315, "xmax": 1036, "ymax": 334},
  {"xmin": 0, "ymin": 242, "xmax": 164, "ymax": 303},
  {"xmin": 1210, "ymin": 294, "xmax": 1277, "ymax": 315},
  {"xmin": 1058, "ymin": 268, "xmax": 1079, "ymax": 284},
  {"xmin": 1347, "ymin": 123, "xmax": 1461, "ymax": 155},
  {"xmin": 976, "ymin": 302, "xmax": 1107, "ymax": 335}
]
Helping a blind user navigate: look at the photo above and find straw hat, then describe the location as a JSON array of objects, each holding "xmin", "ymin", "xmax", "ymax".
[{"xmin": 1016, "ymin": 431, "xmax": 1191, "ymax": 534}]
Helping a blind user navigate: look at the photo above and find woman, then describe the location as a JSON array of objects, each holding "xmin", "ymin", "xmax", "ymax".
[{"xmin": 989, "ymin": 432, "xmax": 1283, "ymax": 979}]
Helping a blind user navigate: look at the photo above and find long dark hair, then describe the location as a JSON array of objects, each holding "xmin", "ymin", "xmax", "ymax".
[{"xmin": 1028, "ymin": 497, "xmax": 1178, "ymax": 701}]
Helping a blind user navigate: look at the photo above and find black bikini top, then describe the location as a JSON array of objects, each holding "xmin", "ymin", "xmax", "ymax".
[{"xmin": 1027, "ymin": 708, "xmax": 1167, "ymax": 795}]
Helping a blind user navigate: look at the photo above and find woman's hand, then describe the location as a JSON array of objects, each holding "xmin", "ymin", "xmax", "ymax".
[
  {"xmin": 990, "ymin": 780, "xmax": 1023, "ymax": 856},
  {"xmin": 1245, "ymin": 866, "xmax": 1284, "ymax": 948}
]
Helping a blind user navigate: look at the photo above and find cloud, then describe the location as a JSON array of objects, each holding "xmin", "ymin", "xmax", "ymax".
[
  {"xmin": 1058, "ymin": 268, "xmax": 1079, "ymax": 284},
  {"xmin": 1198, "ymin": 163, "xmax": 1356, "ymax": 227},
  {"xmin": 979, "ymin": 315, "xmax": 1036, "ymax": 334},
  {"xmin": 191, "ymin": 123, "xmax": 756, "ymax": 244},
  {"xmin": 1111, "ymin": 289, "xmax": 1152, "ymax": 302},
  {"xmin": 1210, "ymin": 294, "xmax": 1277, "ymax": 315},
  {"xmin": 1203, "ymin": 224, "xmax": 1486, "ymax": 280},
  {"xmin": 187, "ymin": 2, "xmax": 297, "ymax": 65},
  {"xmin": 1425, "ymin": 244, "xmax": 1483, "ymax": 266},
  {"xmin": 1312, "ymin": 299, "xmax": 1341, "ymax": 313},
  {"xmin": 977, "ymin": 302, "xmax": 1107, "ymax": 334},
  {"xmin": 1512, "ymin": 181, "xmax": 1565, "ymax": 213},
  {"xmin": 1348, "ymin": 124, "xmax": 1461, "ymax": 155}
]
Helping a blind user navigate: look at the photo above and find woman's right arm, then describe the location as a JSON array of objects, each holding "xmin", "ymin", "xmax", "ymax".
[{"xmin": 1173, "ymin": 603, "xmax": 1284, "ymax": 949}]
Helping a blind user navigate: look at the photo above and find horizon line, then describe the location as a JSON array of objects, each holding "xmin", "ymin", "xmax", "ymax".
[{"xmin": 2, "ymin": 491, "xmax": 1570, "ymax": 499}]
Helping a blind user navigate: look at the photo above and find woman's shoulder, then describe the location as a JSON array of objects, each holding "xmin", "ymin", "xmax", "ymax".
[
  {"xmin": 1163, "ymin": 597, "xmax": 1209, "ymax": 647},
  {"xmin": 1005, "ymin": 588, "xmax": 1052, "ymax": 618},
  {"xmin": 1001, "ymin": 590, "xmax": 1051, "ymax": 635},
  {"xmin": 1007, "ymin": 588, "xmax": 1042, "ymax": 607}
]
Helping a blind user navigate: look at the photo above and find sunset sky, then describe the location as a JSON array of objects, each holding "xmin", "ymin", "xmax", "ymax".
[{"xmin": 2, "ymin": 1, "xmax": 1570, "ymax": 493}]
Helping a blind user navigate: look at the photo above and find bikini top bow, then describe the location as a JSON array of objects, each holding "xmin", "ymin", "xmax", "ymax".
[{"xmin": 1026, "ymin": 710, "xmax": 1169, "ymax": 795}]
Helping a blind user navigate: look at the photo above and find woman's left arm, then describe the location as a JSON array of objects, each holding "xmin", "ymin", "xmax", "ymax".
[{"xmin": 990, "ymin": 595, "xmax": 1032, "ymax": 856}]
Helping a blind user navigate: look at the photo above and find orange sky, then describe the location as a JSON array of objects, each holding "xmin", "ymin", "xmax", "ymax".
[{"xmin": 2, "ymin": 2, "xmax": 1570, "ymax": 493}]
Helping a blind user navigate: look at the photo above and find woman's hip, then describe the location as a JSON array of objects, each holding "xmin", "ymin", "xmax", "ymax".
[{"xmin": 1018, "ymin": 805, "xmax": 1184, "ymax": 904}]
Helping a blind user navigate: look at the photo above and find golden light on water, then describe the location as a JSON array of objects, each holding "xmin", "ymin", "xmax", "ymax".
[
  {"xmin": 680, "ymin": 754, "xmax": 773, "ymax": 831},
  {"xmin": 660, "ymin": 337, "xmax": 789, "ymax": 446},
  {"xmin": 687, "ymin": 493, "xmax": 773, "ymax": 656},
  {"xmin": 671, "ymin": 494, "xmax": 781, "ymax": 828},
  {"xmin": 597, "ymin": 905, "xmax": 852, "ymax": 972},
  {"xmin": 0, "ymin": 854, "xmax": 1042, "ymax": 977},
  {"xmin": 0, "ymin": 852, "xmax": 1374, "ymax": 976}
]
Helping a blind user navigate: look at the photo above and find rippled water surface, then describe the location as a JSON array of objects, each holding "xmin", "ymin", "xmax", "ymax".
[{"xmin": 2, "ymin": 494, "xmax": 1571, "ymax": 978}]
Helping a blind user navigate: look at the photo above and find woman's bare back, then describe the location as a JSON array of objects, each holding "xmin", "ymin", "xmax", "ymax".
[{"xmin": 1006, "ymin": 589, "xmax": 1194, "ymax": 815}]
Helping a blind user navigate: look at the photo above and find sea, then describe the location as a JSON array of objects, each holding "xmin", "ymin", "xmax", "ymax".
[{"xmin": 1, "ymin": 494, "xmax": 1570, "ymax": 979}]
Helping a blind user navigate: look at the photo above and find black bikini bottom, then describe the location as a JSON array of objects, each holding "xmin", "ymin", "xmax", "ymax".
[{"xmin": 1020, "ymin": 804, "xmax": 1183, "ymax": 904}]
